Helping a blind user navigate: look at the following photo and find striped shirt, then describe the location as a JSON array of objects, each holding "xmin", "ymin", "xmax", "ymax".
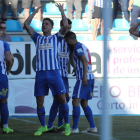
[
  {"xmin": 94, "ymin": 0, "xmax": 103, "ymax": 8},
  {"xmin": 73, "ymin": 42, "xmax": 94, "ymax": 80},
  {"xmin": 0, "ymin": 40, "xmax": 10, "ymax": 75},
  {"xmin": 32, "ymin": 32, "xmax": 62, "ymax": 71},
  {"xmin": 58, "ymin": 38, "xmax": 69, "ymax": 77}
]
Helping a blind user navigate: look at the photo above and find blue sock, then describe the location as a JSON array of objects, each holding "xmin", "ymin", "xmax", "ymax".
[
  {"xmin": 37, "ymin": 106, "xmax": 46, "ymax": 126},
  {"xmin": 58, "ymin": 97, "xmax": 70, "ymax": 127},
  {"xmin": 1, "ymin": 103, "xmax": 9, "ymax": 126},
  {"xmin": 83, "ymin": 106, "xmax": 95, "ymax": 128},
  {"xmin": 48, "ymin": 100, "xmax": 60, "ymax": 128},
  {"xmin": 61, "ymin": 103, "xmax": 69, "ymax": 124},
  {"xmin": 72, "ymin": 106, "xmax": 80, "ymax": 129}
]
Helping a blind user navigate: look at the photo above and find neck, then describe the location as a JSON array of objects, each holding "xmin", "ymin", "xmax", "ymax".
[
  {"xmin": 43, "ymin": 31, "xmax": 51, "ymax": 36},
  {"xmin": 73, "ymin": 41, "xmax": 78, "ymax": 47}
]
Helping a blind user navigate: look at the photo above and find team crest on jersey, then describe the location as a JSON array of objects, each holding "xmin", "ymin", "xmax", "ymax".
[
  {"xmin": 0, "ymin": 88, "xmax": 8, "ymax": 97},
  {"xmin": 77, "ymin": 48, "xmax": 83, "ymax": 54}
]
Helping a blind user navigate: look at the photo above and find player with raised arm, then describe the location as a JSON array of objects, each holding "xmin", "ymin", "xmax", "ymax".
[
  {"xmin": 47, "ymin": 18, "xmax": 72, "ymax": 132},
  {"xmin": 64, "ymin": 31, "xmax": 98, "ymax": 133},
  {"xmin": 129, "ymin": 21, "xmax": 140, "ymax": 37},
  {"xmin": 0, "ymin": 37, "xmax": 14, "ymax": 133},
  {"xmin": 24, "ymin": 3, "xmax": 71, "ymax": 136}
]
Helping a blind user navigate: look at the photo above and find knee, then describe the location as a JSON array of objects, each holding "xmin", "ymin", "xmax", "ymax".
[
  {"xmin": 36, "ymin": 98, "xmax": 44, "ymax": 108},
  {"xmin": 0, "ymin": 98, "xmax": 8, "ymax": 104},
  {"xmin": 58, "ymin": 94, "xmax": 66, "ymax": 104}
]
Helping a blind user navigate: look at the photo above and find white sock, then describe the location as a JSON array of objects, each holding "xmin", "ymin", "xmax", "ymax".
[{"xmin": 3, "ymin": 124, "xmax": 8, "ymax": 128}]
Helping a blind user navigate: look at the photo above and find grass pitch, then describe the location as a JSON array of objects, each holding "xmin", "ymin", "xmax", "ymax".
[{"xmin": 0, "ymin": 116, "xmax": 140, "ymax": 140}]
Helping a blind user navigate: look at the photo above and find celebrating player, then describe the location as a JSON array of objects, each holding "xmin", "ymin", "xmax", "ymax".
[
  {"xmin": 24, "ymin": 3, "xmax": 70, "ymax": 136},
  {"xmin": 0, "ymin": 37, "xmax": 14, "ymax": 133},
  {"xmin": 47, "ymin": 18, "xmax": 72, "ymax": 132},
  {"xmin": 64, "ymin": 31, "xmax": 98, "ymax": 133}
]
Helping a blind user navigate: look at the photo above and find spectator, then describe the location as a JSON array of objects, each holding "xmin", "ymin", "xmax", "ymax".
[
  {"xmin": 92, "ymin": 0, "xmax": 104, "ymax": 40},
  {"xmin": 0, "ymin": 22, "xmax": 11, "ymax": 42},
  {"xmin": 66, "ymin": 0, "xmax": 82, "ymax": 19},
  {"xmin": 22, "ymin": 0, "xmax": 41, "ymax": 21},
  {"xmin": 87, "ymin": 0, "xmax": 95, "ymax": 29},
  {"xmin": 120, "ymin": 0, "xmax": 129, "ymax": 22},
  {"xmin": 128, "ymin": 0, "xmax": 140, "ymax": 28},
  {"xmin": 1, "ymin": 0, "xmax": 18, "ymax": 21}
]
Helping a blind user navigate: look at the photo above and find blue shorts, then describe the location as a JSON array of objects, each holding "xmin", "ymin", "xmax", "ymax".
[
  {"xmin": 62, "ymin": 77, "xmax": 69, "ymax": 93},
  {"xmin": 0, "ymin": 74, "xmax": 9, "ymax": 99},
  {"xmin": 72, "ymin": 79, "xmax": 94, "ymax": 100},
  {"xmin": 34, "ymin": 70, "xmax": 66, "ymax": 97}
]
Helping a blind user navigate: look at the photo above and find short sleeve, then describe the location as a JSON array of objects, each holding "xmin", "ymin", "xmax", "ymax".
[
  {"xmin": 74, "ymin": 44, "xmax": 84, "ymax": 58},
  {"xmin": 32, "ymin": 32, "xmax": 41, "ymax": 44},
  {"xmin": 4, "ymin": 41, "xmax": 10, "ymax": 53}
]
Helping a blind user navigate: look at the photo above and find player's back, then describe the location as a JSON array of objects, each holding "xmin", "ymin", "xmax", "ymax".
[{"xmin": 73, "ymin": 42, "xmax": 94, "ymax": 80}]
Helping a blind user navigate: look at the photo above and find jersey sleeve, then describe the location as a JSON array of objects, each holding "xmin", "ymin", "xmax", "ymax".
[
  {"xmin": 74, "ymin": 44, "xmax": 84, "ymax": 58},
  {"xmin": 32, "ymin": 32, "xmax": 41, "ymax": 44},
  {"xmin": 4, "ymin": 41, "xmax": 10, "ymax": 53}
]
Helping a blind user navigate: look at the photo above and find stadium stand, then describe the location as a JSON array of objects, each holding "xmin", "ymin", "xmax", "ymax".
[
  {"xmin": 6, "ymin": 20, "xmax": 23, "ymax": 32},
  {"xmin": 43, "ymin": 3, "xmax": 61, "ymax": 15},
  {"xmin": 11, "ymin": 36, "xmax": 25, "ymax": 41},
  {"xmin": 76, "ymin": 35, "xmax": 91, "ymax": 41},
  {"xmin": 112, "ymin": 18, "xmax": 130, "ymax": 31},
  {"xmin": 21, "ymin": 5, "xmax": 35, "ymax": 16},
  {"xmin": 71, "ymin": 19, "xmax": 88, "ymax": 31},
  {"xmin": 96, "ymin": 35, "xmax": 112, "ymax": 41},
  {"xmin": 52, "ymin": 19, "xmax": 61, "ymax": 31},
  {"xmin": 30, "ymin": 19, "xmax": 42, "ymax": 32},
  {"xmin": 118, "ymin": 35, "xmax": 134, "ymax": 40}
]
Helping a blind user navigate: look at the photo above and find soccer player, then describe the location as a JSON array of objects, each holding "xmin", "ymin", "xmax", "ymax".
[
  {"xmin": 24, "ymin": 3, "xmax": 71, "ymax": 136},
  {"xmin": 0, "ymin": 38, "xmax": 14, "ymax": 133},
  {"xmin": 64, "ymin": 31, "xmax": 98, "ymax": 133},
  {"xmin": 129, "ymin": 21, "xmax": 140, "ymax": 37},
  {"xmin": 47, "ymin": 19, "xmax": 72, "ymax": 132}
]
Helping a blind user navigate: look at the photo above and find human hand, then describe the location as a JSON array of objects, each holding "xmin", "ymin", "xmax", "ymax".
[
  {"xmin": 35, "ymin": 4, "xmax": 45, "ymax": 13},
  {"xmin": 82, "ymin": 77, "xmax": 87, "ymax": 86},
  {"xmin": 55, "ymin": 3, "xmax": 65, "ymax": 12},
  {"xmin": 128, "ymin": 6, "xmax": 132, "ymax": 11},
  {"xmin": 72, "ymin": 68, "xmax": 76, "ymax": 76}
]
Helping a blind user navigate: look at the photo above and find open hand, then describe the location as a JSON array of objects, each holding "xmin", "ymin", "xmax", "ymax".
[
  {"xmin": 55, "ymin": 3, "xmax": 65, "ymax": 12},
  {"xmin": 128, "ymin": 6, "xmax": 132, "ymax": 11}
]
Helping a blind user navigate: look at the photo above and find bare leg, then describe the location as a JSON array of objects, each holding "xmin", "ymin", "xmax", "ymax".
[
  {"xmin": 35, "ymin": 7, "xmax": 41, "ymax": 21},
  {"xmin": 92, "ymin": 18, "xmax": 99, "ymax": 40}
]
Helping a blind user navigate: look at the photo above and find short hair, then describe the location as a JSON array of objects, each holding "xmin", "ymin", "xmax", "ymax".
[
  {"xmin": 60, "ymin": 18, "xmax": 72, "ymax": 26},
  {"xmin": 64, "ymin": 31, "xmax": 76, "ymax": 40},
  {"xmin": 43, "ymin": 18, "xmax": 54, "ymax": 26},
  {"xmin": 0, "ymin": 22, "xmax": 6, "ymax": 25}
]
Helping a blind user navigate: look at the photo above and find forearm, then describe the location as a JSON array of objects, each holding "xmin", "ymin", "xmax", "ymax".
[
  {"xmin": 129, "ymin": 0, "xmax": 133, "ymax": 7},
  {"xmin": 82, "ymin": 61, "xmax": 88, "ymax": 79},
  {"xmin": 69, "ymin": 53, "xmax": 75, "ymax": 68},
  {"xmin": 61, "ymin": 10, "xmax": 68, "ymax": 29}
]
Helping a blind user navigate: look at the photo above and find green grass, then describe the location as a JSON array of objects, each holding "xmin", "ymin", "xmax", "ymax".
[{"xmin": 0, "ymin": 116, "xmax": 140, "ymax": 140}]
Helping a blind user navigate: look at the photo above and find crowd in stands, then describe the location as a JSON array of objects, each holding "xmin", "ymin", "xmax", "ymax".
[{"xmin": 0, "ymin": 0, "xmax": 140, "ymax": 41}]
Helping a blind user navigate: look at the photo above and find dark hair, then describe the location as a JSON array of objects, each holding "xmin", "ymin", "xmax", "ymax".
[
  {"xmin": 64, "ymin": 31, "xmax": 76, "ymax": 40},
  {"xmin": 0, "ymin": 22, "xmax": 6, "ymax": 25},
  {"xmin": 60, "ymin": 18, "xmax": 72, "ymax": 26},
  {"xmin": 43, "ymin": 18, "xmax": 54, "ymax": 26}
]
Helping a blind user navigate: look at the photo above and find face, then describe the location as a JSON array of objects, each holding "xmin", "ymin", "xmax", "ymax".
[
  {"xmin": 42, "ymin": 20, "xmax": 53, "ymax": 34},
  {"xmin": 0, "ymin": 23, "xmax": 6, "ymax": 34},
  {"xmin": 65, "ymin": 24, "xmax": 72, "ymax": 34},
  {"xmin": 65, "ymin": 38, "xmax": 74, "ymax": 52}
]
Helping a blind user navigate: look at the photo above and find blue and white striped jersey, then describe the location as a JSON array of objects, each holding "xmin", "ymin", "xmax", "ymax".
[
  {"xmin": 73, "ymin": 42, "xmax": 94, "ymax": 80},
  {"xmin": 32, "ymin": 32, "xmax": 63, "ymax": 71},
  {"xmin": 0, "ymin": 40, "xmax": 10, "ymax": 75},
  {"xmin": 56, "ymin": 32, "xmax": 69, "ymax": 77},
  {"xmin": 94, "ymin": 0, "xmax": 103, "ymax": 8}
]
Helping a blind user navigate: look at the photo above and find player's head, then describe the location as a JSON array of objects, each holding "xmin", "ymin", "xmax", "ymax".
[
  {"xmin": 64, "ymin": 31, "xmax": 77, "ymax": 51},
  {"xmin": 60, "ymin": 18, "xmax": 72, "ymax": 34},
  {"xmin": 42, "ymin": 18, "xmax": 54, "ymax": 34},
  {"xmin": 0, "ymin": 22, "xmax": 7, "ymax": 36}
]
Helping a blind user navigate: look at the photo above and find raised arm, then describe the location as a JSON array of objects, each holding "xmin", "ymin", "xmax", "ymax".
[
  {"xmin": 80, "ymin": 54, "xmax": 88, "ymax": 86},
  {"xmin": 24, "ymin": 5, "xmax": 45, "ymax": 38},
  {"xmin": 129, "ymin": 21, "xmax": 140, "ymax": 37},
  {"xmin": 56, "ymin": 3, "xmax": 68, "ymax": 35}
]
